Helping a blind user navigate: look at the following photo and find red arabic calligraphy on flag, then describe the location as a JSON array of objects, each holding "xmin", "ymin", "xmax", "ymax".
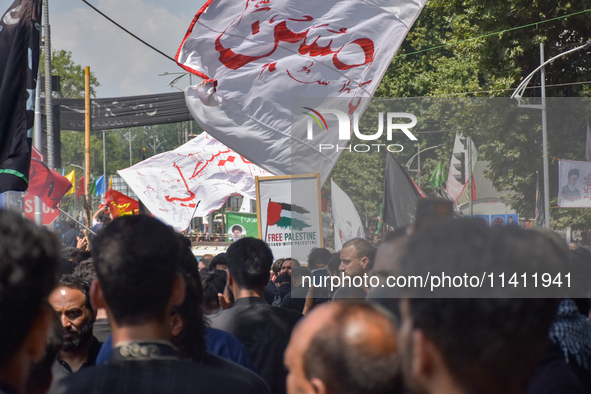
[
  {"xmin": 176, "ymin": 0, "xmax": 427, "ymax": 184},
  {"xmin": 118, "ymin": 132, "xmax": 272, "ymax": 231}
]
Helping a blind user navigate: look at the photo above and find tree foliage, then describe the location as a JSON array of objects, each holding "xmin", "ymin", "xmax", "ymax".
[{"xmin": 328, "ymin": 0, "xmax": 591, "ymax": 229}]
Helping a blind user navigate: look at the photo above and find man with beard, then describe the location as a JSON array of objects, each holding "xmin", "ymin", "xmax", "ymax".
[{"xmin": 49, "ymin": 274, "xmax": 101, "ymax": 385}]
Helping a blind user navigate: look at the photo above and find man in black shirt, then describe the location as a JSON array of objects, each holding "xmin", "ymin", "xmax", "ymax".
[
  {"xmin": 52, "ymin": 215, "xmax": 266, "ymax": 394},
  {"xmin": 210, "ymin": 238, "xmax": 303, "ymax": 394},
  {"xmin": 49, "ymin": 275, "xmax": 102, "ymax": 388}
]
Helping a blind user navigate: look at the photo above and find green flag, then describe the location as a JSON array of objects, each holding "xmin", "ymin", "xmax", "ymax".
[
  {"xmin": 429, "ymin": 161, "xmax": 445, "ymax": 189},
  {"xmin": 375, "ymin": 203, "xmax": 383, "ymax": 234}
]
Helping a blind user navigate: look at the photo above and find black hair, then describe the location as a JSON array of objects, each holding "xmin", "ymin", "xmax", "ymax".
[
  {"xmin": 91, "ymin": 215, "xmax": 181, "ymax": 326},
  {"xmin": 171, "ymin": 272, "xmax": 207, "ymax": 361},
  {"xmin": 274, "ymin": 272, "xmax": 292, "ymax": 285},
  {"xmin": 209, "ymin": 253, "xmax": 227, "ymax": 271},
  {"xmin": 226, "ymin": 237, "xmax": 273, "ymax": 290},
  {"xmin": 303, "ymin": 301, "xmax": 402, "ymax": 394},
  {"xmin": 342, "ymin": 238, "xmax": 376, "ymax": 270},
  {"xmin": 58, "ymin": 274, "xmax": 93, "ymax": 313},
  {"xmin": 291, "ymin": 266, "xmax": 311, "ymax": 285},
  {"xmin": 401, "ymin": 218, "xmax": 561, "ymax": 394},
  {"xmin": 61, "ymin": 247, "xmax": 80, "ymax": 261},
  {"xmin": 307, "ymin": 248, "xmax": 332, "ymax": 271},
  {"xmin": 569, "ymin": 169, "xmax": 580, "ymax": 178},
  {"xmin": 0, "ymin": 209, "xmax": 59, "ymax": 364},
  {"xmin": 327, "ymin": 253, "xmax": 341, "ymax": 275},
  {"xmin": 73, "ymin": 259, "xmax": 96, "ymax": 290},
  {"xmin": 272, "ymin": 258, "xmax": 285, "ymax": 275},
  {"xmin": 200, "ymin": 269, "xmax": 227, "ymax": 314}
]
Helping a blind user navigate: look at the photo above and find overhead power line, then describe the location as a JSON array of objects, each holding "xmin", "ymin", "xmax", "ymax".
[{"xmin": 81, "ymin": 0, "xmax": 176, "ymax": 63}]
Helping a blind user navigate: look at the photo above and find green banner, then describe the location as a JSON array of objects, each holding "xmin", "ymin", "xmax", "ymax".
[{"xmin": 226, "ymin": 212, "xmax": 258, "ymax": 240}]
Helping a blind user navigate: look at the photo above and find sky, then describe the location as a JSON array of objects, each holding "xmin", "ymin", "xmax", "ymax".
[{"xmin": 1, "ymin": 0, "xmax": 207, "ymax": 98}]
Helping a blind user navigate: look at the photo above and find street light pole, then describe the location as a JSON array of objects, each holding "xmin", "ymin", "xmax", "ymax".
[
  {"xmin": 540, "ymin": 44, "xmax": 550, "ymax": 229},
  {"xmin": 511, "ymin": 40, "xmax": 591, "ymax": 229}
]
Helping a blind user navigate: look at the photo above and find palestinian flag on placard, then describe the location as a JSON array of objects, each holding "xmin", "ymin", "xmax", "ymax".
[{"xmin": 267, "ymin": 200, "xmax": 311, "ymax": 231}]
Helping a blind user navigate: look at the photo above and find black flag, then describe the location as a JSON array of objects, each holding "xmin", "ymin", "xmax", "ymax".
[
  {"xmin": 0, "ymin": 0, "xmax": 42, "ymax": 193},
  {"xmin": 383, "ymin": 152, "xmax": 424, "ymax": 229}
]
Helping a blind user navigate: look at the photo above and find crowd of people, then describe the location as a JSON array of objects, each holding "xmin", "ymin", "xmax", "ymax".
[{"xmin": 2, "ymin": 205, "xmax": 591, "ymax": 394}]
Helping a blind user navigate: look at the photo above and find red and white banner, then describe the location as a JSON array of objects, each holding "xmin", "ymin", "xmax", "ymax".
[
  {"xmin": 118, "ymin": 133, "xmax": 272, "ymax": 231},
  {"xmin": 176, "ymin": 0, "xmax": 427, "ymax": 184}
]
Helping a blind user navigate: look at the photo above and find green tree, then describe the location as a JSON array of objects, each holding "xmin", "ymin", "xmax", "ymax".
[{"xmin": 329, "ymin": 0, "xmax": 591, "ymax": 229}]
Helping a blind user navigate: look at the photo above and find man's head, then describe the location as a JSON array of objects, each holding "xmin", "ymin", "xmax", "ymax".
[
  {"xmin": 397, "ymin": 218, "xmax": 562, "ymax": 394},
  {"xmin": 209, "ymin": 253, "xmax": 228, "ymax": 272},
  {"xmin": 231, "ymin": 225, "xmax": 243, "ymax": 237},
  {"xmin": 285, "ymin": 301, "xmax": 400, "ymax": 394},
  {"xmin": 226, "ymin": 237, "xmax": 273, "ymax": 293},
  {"xmin": 568, "ymin": 168, "xmax": 580, "ymax": 186},
  {"xmin": 90, "ymin": 215, "xmax": 185, "ymax": 327},
  {"xmin": 198, "ymin": 254, "xmax": 214, "ymax": 271},
  {"xmin": 339, "ymin": 238, "xmax": 375, "ymax": 278},
  {"xmin": 307, "ymin": 248, "xmax": 332, "ymax": 271},
  {"xmin": 0, "ymin": 209, "xmax": 58, "ymax": 387},
  {"xmin": 281, "ymin": 258, "xmax": 301, "ymax": 275},
  {"xmin": 200, "ymin": 269, "xmax": 227, "ymax": 315},
  {"xmin": 292, "ymin": 266, "xmax": 311, "ymax": 288},
  {"xmin": 49, "ymin": 275, "xmax": 96, "ymax": 352}
]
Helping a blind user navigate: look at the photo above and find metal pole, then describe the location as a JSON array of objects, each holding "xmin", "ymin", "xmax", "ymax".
[
  {"xmin": 103, "ymin": 130, "xmax": 106, "ymax": 198},
  {"xmin": 42, "ymin": 0, "xmax": 53, "ymax": 169},
  {"xmin": 57, "ymin": 208, "xmax": 97, "ymax": 235},
  {"xmin": 468, "ymin": 136, "xmax": 473, "ymax": 218},
  {"xmin": 84, "ymin": 67, "xmax": 92, "ymax": 228},
  {"xmin": 540, "ymin": 43, "xmax": 551, "ymax": 229},
  {"xmin": 33, "ymin": 68, "xmax": 43, "ymax": 225}
]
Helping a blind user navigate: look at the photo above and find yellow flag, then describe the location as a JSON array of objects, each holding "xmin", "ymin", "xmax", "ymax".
[
  {"xmin": 65, "ymin": 169, "xmax": 76, "ymax": 195},
  {"xmin": 109, "ymin": 175, "xmax": 113, "ymax": 190}
]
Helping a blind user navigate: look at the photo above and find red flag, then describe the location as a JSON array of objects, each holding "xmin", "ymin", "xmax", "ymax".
[
  {"xmin": 76, "ymin": 176, "xmax": 84, "ymax": 197},
  {"xmin": 105, "ymin": 189, "xmax": 139, "ymax": 218},
  {"xmin": 27, "ymin": 159, "xmax": 72, "ymax": 209},
  {"xmin": 267, "ymin": 201, "xmax": 282, "ymax": 226}
]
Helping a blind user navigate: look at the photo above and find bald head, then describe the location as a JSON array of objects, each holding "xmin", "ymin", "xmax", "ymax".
[{"xmin": 285, "ymin": 301, "xmax": 401, "ymax": 394}]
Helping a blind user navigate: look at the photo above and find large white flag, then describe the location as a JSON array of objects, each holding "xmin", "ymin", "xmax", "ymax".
[
  {"xmin": 176, "ymin": 0, "xmax": 427, "ymax": 184},
  {"xmin": 118, "ymin": 133, "xmax": 272, "ymax": 231},
  {"xmin": 331, "ymin": 179, "xmax": 365, "ymax": 250}
]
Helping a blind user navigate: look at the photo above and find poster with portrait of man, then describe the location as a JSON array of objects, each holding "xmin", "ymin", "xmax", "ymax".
[{"xmin": 558, "ymin": 159, "xmax": 591, "ymax": 207}]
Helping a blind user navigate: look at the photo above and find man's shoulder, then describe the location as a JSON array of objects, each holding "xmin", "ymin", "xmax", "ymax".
[
  {"xmin": 50, "ymin": 359, "xmax": 265, "ymax": 394},
  {"xmin": 210, "ymin": 300, "xmax": 302, "ymax": 334}
]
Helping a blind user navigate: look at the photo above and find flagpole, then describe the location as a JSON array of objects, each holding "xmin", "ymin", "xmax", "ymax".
[
  {"xmin": 84, "ymin": 67, "xmax": 92, "ymax": 228},
  {"xmin": 103, "ymin": 130, "xmax": 106, "ymax": 202},
  {"xmin": 43, "ymin": 0, "xmax": 54, "ymax": 169},
  {"xmin": 468, "ymin": 136, "xmax": 473, "ymax": 218},
  {"xmin": 264, "ymin": 198, "xmax": 270, "ymax": 242},
  {"xmin": 57, "ymin": 208, "xmax": 97, "ymax": 235},
  {"xmin": 34, "ymin": 67, "xmax": 43, "ymax": 226}
]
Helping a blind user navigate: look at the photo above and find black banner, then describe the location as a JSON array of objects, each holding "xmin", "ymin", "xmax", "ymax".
[
  {"xmin": 0, "ymin": 0, "xmax": 42, "ymax": 193},
  {"xmin": 42, "ymin": 91, "xmax": 193, "ymax": 131}
]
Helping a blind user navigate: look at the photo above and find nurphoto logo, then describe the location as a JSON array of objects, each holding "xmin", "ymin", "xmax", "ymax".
[{"xmin": 303, "ymin": 108, "xmax": 418, "ymax": 153}]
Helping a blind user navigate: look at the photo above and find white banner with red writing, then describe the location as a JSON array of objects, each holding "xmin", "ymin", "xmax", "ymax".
[
  {"xmin": 118, "ymin": 132, "xmax": 272, "ymax": 231},
  {"xmin": 176, "ymin": 0, "xmax": 427, "ymax": 184},
  {"xmin": 558, "ymin": 159, "xmax": 591, "ymax": 208}
]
